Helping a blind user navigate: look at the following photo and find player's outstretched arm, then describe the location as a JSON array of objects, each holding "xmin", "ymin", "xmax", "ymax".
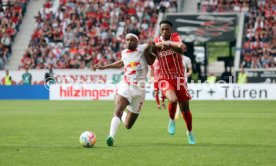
[
  {"xmin": 143, "ymin": 41, "xmax": 156, "ymax": 65},
  {"xmin": 91, "ymin": 60, "xmax": 123, "ymax": 71}
]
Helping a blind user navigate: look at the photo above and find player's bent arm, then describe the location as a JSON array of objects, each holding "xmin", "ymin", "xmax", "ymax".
[
  {"xmin": 143, "ymin": 44, "xmax": 156, "ymax": 65},
  {"xmin": 155, "ymin": 41, "xmax": 186, "ymax": 54},
  {"xmin": 167, "ymin": 41, "xmax": 186, "ymax": 54}
]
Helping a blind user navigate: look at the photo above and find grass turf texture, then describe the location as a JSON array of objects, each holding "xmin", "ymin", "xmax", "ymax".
[{"xmin": 0, "ymin": 100, "xmax": 275, "ymax": 166}]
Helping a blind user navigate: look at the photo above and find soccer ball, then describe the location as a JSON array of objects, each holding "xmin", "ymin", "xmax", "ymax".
[{"xmin": 79, "ymin": 131, "xmax": 97, "ymax": 148}]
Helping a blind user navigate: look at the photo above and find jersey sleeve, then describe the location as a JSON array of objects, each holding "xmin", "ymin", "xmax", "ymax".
[
  {"xmin": 138, "ymin": 44, "xmax": 147, "ymax": 52},
  {"xmin": 171, "ymin": 32, "xmax": 182, "ymax": 42},
  {"xmin": 153, "ymin": 36, "xmax": 159, "ymax": 43}
]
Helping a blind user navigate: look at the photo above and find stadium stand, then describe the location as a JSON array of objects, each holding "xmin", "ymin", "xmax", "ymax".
[
  {"xmin": 0, "ymin": 0, "xmax": 28, "ymax": 70},
  {"xmin": 19, "ymin": 0, "xmax": 177, "ymax": 70},
  {"xmin": 199, "ymin": 0, "xmax": 276, "ymax": 69},
  {"xmin": 240, "ymin": 0, "xmax": 276, "ymax": 68}
]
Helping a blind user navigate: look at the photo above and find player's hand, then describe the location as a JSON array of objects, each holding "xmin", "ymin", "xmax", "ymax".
[
  {"xmin": 147, "ymin": 40, "xmax": 155, "ymax": 47},
  {"xmin": 181, "ymin": 43, "xmax": 187, "ymax": 52},
  {"xmin": 147, "ymin": 41, "xmax": 158, "ymax": 57},
  {"xmin": 156, "ymin": 41, "xmax": 170, "ymax": 50},
  {"xmin": 91, "ymin": 63, "xmax": 104, "ymax": 71}
]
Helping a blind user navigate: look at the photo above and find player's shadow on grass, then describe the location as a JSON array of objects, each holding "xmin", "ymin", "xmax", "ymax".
[
  {"xmin": 101, "ymin": 143, "xmax": 276, "ymax": 148},
  {"xmin": 192, "ymin": 143, "xmax": 275, "ymax": 148},
  {"xmin": 106, "ymin": 142, "xmax": 189, "ymax": 148}
]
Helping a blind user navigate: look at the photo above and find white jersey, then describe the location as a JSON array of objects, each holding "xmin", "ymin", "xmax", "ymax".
[
  {"xmin": 117, "ymin": 44, "xmax": 148, "ymax": 114},
  {"xmin": 121, "ymin": 44, "xmax": 148, "ymax": 85},
  {"xmin": 182, "ymin": 55, "xmax": 192, "ymax": 71},
  {"xmin": 182, "ymin": 55, "xmax": 192, "ymax": 81}
]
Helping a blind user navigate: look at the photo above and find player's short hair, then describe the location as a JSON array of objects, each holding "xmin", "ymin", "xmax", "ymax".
[{"xmin": 159, "ymin": 20, "xmax": 173, "ymax": 27}]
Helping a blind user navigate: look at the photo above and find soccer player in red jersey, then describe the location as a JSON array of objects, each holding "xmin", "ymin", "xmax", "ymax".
[
  {"xmin": 152, "ymin": 20, "xmax": 195, "ymax": 144},
  {"xmin": 150, "ymin": 59, "xmax": 166, "ymax": 109}
]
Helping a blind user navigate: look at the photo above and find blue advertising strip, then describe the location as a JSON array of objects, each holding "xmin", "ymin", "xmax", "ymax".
[{"xmin": 0, "ymin": 85, "xmax": 49, "ymax": 100}]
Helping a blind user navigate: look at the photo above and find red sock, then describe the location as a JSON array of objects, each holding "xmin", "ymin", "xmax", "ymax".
[
  {"xmin": 155, "ymin": 94, "xmax": 160, "ymax": 105},
  {"xmin": 182, "ymin": 111, "xmax": 192, "ymax": 132},
  {"xmin": 168, "ymin": 102, "xmax": 177, "ymax": 119},
  {"xmin": 162, "ymin": 96, "xmax": 165, "ymax": 103}
]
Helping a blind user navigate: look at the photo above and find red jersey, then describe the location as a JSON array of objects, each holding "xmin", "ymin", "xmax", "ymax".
[
  {"xmin": 154, "ymin": 32, "xmax": 185, "ymax": 80},
  {"xmin": 151, "ymin": 59, "xmax": 160, "ymax": 81}
]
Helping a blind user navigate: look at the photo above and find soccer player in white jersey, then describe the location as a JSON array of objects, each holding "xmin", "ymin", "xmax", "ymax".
[
  {"xmin": 92, "ymin": 31, "xmax": 155, "ymax": 146},
  {"xmin": 175, "ymin": 55, "xmax": 193, "ymax": 119}
]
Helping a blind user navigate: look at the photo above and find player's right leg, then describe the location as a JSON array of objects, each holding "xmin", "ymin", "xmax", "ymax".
[
  {"xmin": 154, "ymin": 81, "xmax": 160, "ymax": 109},
  {"xmin": 107, "ymin": 95, "xmax": 129, "ymax": 146},
  {"xmin": 160, "ymin": 80, "xmax": 178, "ymax": 135},
  {"xmin": 154, "ymin": 90, "xmax": 161, "ymax": 109},
  {"xmin": 161, "ymin": 95, "xmax": 166, "ymax": 109}
]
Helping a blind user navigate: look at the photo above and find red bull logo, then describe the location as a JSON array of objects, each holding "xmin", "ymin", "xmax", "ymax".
[
  {"xmin": 126, "ymin": 61, "xmax": 141, "ymax": 68},
  {"xmin": 125, "ymin": 61, "xmax": 140, "ymax": 75}
]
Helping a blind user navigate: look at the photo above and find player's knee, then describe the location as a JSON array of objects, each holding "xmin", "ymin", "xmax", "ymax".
[
  {"xmin": 180, "ymin": 101, "xmax": 190, "ymax": 112},
  {"xmin": 167, "ymin": 92, "xmax": 178, "ymax": 103},
  {"xmin": 169, "ymin": 97, "xmax": 178, "ymax": 103}
]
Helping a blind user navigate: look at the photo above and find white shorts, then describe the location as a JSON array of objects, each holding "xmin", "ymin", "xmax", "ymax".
[{"xmin": 117, "ymin": 83, "xmax": 145, "ymax": 114}]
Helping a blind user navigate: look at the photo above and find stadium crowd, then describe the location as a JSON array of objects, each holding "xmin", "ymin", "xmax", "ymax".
[
  {"xmin": 199, "ymin": 0, "xmax": 276, "ymax": 69},
  {"xmin": 199, "ymin": 0, "xmax": 250, "ymax": 13},
  {"xmin": 241, "ymin": 0, "xmax": 276, "ymax": 68},
  {"xmin": 0, "ymin": 0, "xmax": 28, "ymax": 70},
  {"xmin": 19, "ymin": 0, "xmax": 177, "ymax": 70}
]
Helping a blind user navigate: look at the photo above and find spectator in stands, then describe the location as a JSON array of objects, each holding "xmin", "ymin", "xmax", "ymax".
[
  {"xmin": 0, "ymin": 56, "xmax": 4, "ymax": 70},
  {"xmin": 206, "ymin": 72, "xmax": 216, "ymax": 83},
  {"xmin": 220, "ymin": 67, "xmax": 233, "ymax": 83},
  {"xmin": 20, "ymin": 0, "xmax": 176, "ymax": 70},
  {"xmin": 22, "ymin": 67, "xmax": 32, "ymax": 85},
  {"xmin": 0, "ymin": 0, "xmax": 29, "ymax": 70},
  {"xmin": 237, "ymin": 68, "xmax": 248, "ymax": 84},
  {"xmin": 251, "ymin": 55, "xmax": 261, "ymax": 68},
  {"xmin": 260, "ymin": 49, "xmax": 275, "ymax": 68},
  {"xmin": 44, "ymin": 68, "xmax": 55, "ymax": 85},
  {"xmin": 3, "ymin": 69, "xmax": 12, "ymax": 85},
  {"xmin": 1, "ymin": 33, "xmax": 12, "ymax": 58},
  {"xmin": 0, "ymin": 43, "xmax": 7, "ymax": 69}
]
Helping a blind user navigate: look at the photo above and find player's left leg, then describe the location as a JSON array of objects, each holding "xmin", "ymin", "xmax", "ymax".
[
  {"xmin": 123, "ymin": 110, "xmax": 139, "ymax": 129},
  {"xmin": 122, "ymin": 91, "xmax": 145, "ymax": 129},
  {"xmin": 176, "ymin": 80, "xmax": 195, "ymax": 144},
  {"xmin": 154, "ymin": 81, "xmax": 161, "ymax": 109},
  {"xmin": 179, "ymin": 100, "xmax": 196, "ymax": 144}
]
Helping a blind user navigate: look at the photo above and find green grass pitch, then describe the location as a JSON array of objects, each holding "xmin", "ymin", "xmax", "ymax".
[{"xmin": 0, "ymin": 100, "xmax": 275, "ymax": 166}]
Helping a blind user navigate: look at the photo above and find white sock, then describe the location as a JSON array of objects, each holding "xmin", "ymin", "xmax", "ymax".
[
  {"xmin": 109, "ymin": 116, "xmax": 121, "ymax": 138},
  {"xmin": 121, "ymin": 111, "xmax": 127, "ymax": 124}
]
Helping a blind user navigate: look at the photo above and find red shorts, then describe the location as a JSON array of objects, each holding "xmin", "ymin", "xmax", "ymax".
[{"xmin": 159, "ymin": 79, "xmax": 191, "ymax": 101}]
